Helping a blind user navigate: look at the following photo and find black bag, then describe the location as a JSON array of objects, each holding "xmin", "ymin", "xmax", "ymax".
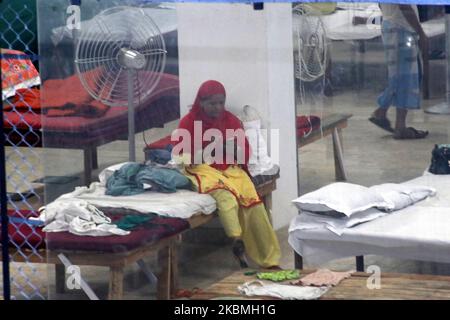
[{"xmin": 429, "ymin": 144, "xmax": 450, "ymax": 175}]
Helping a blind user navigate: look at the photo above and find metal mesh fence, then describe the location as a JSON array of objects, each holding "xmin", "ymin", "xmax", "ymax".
[{"xmin": 1, "ymin": 0, "xmax": 46, "ymax": 300}]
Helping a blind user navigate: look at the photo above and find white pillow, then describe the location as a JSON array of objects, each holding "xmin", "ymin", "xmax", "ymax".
[
  {"xmin": 98, "ymin": 162, "xmax": 130, "ymax": 185},
  {"xmin": 370, "ymin": 183, "xmax": 436, "ymax": 211},
  {"xmin": 292, "ymin": 182, "xmax": 392, "ymax": 217}
]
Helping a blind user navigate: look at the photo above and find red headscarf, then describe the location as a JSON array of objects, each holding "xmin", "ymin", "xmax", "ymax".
[{"xmin": 172, "ymin": 80, "xmax": 250, "ymax": 170}]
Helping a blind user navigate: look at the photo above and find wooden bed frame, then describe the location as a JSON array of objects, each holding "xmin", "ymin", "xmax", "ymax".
[
  {"xmin": 5, "ymin": 174, "xmax": 278, "ymax": 300},
  {"xmin": 298, "ymin": 113, "xmax": 352, "ymax": 182}
]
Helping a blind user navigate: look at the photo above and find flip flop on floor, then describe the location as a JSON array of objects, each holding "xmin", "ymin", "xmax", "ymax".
[
  {"xmin": 369, "ymin": 116, "xmax": 394, "ymax": 133},
  {"xmin": 393, "ymin": 127, "xmax": 429, "ymax": 140}
]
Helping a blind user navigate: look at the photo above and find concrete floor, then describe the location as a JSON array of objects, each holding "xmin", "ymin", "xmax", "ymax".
[{"xmin": 3, "ymin": 79, "xmax": 450, "ymax": 300}]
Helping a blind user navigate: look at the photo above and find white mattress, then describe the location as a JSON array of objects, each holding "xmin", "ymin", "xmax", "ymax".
[
  {"xmin": 288, "ymin": 173, "xmax": 450, "ymax": 265},
  {"xmin": 56, "ymin": 182, "xmax": 217, "ymax": 219}
]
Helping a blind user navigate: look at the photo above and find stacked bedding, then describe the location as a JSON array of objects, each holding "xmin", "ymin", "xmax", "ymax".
[
  {"xmin": 288, "ymin": 173, "xmax": 450, "ymax": 265},
  {"xmin": 290, "ymin": 181, "xmax": 436, "ymax": 236}
]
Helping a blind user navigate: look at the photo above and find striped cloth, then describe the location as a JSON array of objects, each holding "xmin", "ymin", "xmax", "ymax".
[{"xmin": 378, "ymin": 20, "xmax": 421, "ymax": 110}]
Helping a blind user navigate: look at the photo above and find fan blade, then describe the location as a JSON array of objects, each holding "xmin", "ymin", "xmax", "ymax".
[
  {"xmin": 103, "ymin": 67, "xmax": 124, "ymax": 103},
  {"xmin": 75, "ymin": 56, "xmax": 117, "ymax": 64},
  {"xmin": 140, "ymin": 49, "xmax": 167, "ymax": 56}
]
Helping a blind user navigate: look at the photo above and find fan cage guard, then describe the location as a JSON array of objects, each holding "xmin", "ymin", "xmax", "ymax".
[
  {"xmin": 293, "ymin": 4, "xmax": 329, "ymax": 83},
  {"xmin": 75, "ymin": 6, "xmax": 167, "ymax": 107}
]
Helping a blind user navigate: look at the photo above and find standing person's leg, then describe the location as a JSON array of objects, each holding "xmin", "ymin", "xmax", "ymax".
[
  {"xmin": 392, "ymin": 27, "xmax": 428, "ymax": 139},
  {"xmin": 370, "ymin": 21, "xmax": 395, "ymax": 133},
  {"xmin": 395, "ymin": 108, "xmax": 408, "ymax": 130}
]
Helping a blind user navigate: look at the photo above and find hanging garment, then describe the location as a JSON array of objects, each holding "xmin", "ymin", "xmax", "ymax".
[
  {"xmin": 237, "ymin": 105, "xmax": 275, "ymax": 177},
  {"xmin": 238, "ymin": 280, "xmax": 328, "ymax": 300}
]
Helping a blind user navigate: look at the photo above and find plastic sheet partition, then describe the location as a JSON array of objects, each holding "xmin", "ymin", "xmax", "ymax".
[{"xmin": 0, "ymin": 0, "xmax": 46, "ymax": 300}]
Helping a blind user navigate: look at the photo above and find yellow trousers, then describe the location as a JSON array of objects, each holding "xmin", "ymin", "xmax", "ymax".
[{"xmin": 210, "ymin": 189, "xmax": 281, "ymax": 268}]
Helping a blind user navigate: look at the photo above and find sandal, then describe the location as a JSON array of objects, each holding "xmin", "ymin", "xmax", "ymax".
[
  {"xmin": 369, "ymin": 116, "xmax": 394, "ymax": 133},
  {"xmin": 232, "ymin": 240, "xmax": 249, "ymax": 269},
  {"xmin": 393, "ymin": 127, "xmax": 429, "ymax": 140}
]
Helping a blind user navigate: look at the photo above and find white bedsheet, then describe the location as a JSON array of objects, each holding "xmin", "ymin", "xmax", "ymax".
[
  {"xmin": 288, "ymin": 173, "xmax": 450, "ymax": 265},
  {"xmin": 55, "ymin": 182, "xmax": 217, "ymax": 219}
]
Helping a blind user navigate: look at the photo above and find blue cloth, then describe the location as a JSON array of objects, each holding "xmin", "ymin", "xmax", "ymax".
[
  {"xmin": 378, "ymin": 20, "xmax": 421, "ymax": 110},
  {"xmin": 148, "ymin": 146, "xmax": 173, "ymax": 165},
  {"xmin": 106, "ymin": 163, "xmax": 191, "ymax": 196}
]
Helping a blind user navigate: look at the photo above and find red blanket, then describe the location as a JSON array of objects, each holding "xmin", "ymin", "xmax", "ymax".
[{"xmin": 6, "ymin": 68, "xmax": 110, "ymax": 118}]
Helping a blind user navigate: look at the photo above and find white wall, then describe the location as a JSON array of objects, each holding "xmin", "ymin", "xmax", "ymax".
[{"xmin": 177, "ymin": 3, "xmax": 298, "ymax": 229}]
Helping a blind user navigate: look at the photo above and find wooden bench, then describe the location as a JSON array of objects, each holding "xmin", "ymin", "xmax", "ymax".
[
  {"xmin": 191, "ymin": 269, "xmax": 450, "ymax": 300},
  {"xmin": 158, "ymin": 173, "xmax": 279, "ymax": 299},
  {"xmin": 4, "ymin": 173, "xmax": 278, "ymax": 300},
  {"xmin": 298, "ymin": 113, "xmax": 352, "ymax": 181}
]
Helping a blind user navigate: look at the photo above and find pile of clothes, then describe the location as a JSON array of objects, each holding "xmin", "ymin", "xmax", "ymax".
[
  {"xmin": 35, "ymin": 158, "xmax": 202, "ymax": 237},
  {"xmin": 238, "ymin": 269, "xmax": 352, "ymax": 300},
  {"xmin": 105, "ymin": 162, "xmax": 190, "ymax": 196}
]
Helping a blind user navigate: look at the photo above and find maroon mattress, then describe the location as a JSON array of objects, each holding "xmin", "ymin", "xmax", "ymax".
[
  {"xmin": 3, "ymin": 73, "xmax": 180, "ymax": 148},
  {"xmin": 3, "ymin": 209, "xmax": 189, "ymax": 253}
]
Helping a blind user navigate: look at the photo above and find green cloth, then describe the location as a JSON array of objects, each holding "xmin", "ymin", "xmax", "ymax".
[
  {"xmin": 114, "ymin": 215, "xmax": 153, "ymax": 231},
  {"xmin": 256, "ymin": 270, "xmax": 300, "ymax": 282}
]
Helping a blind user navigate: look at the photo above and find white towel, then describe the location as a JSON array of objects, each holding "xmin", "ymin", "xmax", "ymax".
[{"xmin": 238, "ymin": 280, "xmax": 328, "ymax": 300}]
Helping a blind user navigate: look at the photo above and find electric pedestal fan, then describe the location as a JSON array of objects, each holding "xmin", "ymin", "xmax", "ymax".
[
  {"xmin": 74, "ymin": 6, "xmax": 167, "ymax": 161},
  {"xmin": 292, "ymin": 4, "xmax": 329, "ymax": 140},
  {"xmin": 292, "ymin": 3, "xmax": 329, "ymax": 104}
]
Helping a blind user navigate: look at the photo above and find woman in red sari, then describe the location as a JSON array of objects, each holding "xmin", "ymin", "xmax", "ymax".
[{"xmin": 171, "ymin": 80, "xmax": 281, "ymax": 268}]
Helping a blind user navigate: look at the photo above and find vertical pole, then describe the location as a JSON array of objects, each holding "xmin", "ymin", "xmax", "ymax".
[
  {"xmin": 0, "ymin": 51, "xmax": 11, "ymax": 300},
  {"xmin": 127, "ymin": 69, "xmax": 136, "ymax": 162}
]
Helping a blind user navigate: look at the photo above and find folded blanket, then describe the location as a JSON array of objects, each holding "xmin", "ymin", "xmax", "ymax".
[
  {"xmin": 370, "ymin": 183, "xmax": 436, "ymax": 211},
  {"xmin": 290, "ymin": 208, "xmax": 386, "ymax": 236}
]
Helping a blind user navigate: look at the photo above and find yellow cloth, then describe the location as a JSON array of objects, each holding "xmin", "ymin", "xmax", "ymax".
[
  {"xmin": 184, "ymin": 164, "xmax": 280, "ymax": 267},
  {"xmin": 184, "ymin": 164, "xmax": 261, "ymax": 208}
]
